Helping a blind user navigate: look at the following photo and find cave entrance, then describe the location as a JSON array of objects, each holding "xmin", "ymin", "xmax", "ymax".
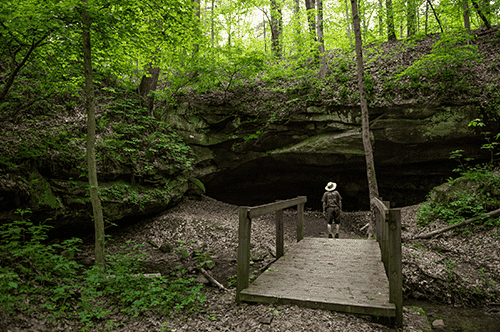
[{"xmin": 203, "ymin": 158, "xmax": 455, "ymax": 211}]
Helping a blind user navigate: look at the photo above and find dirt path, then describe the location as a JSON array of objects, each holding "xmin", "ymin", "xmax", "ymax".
[{"xmin": 2, "ymin": 196, "xmax": 431, "ymax": 332}]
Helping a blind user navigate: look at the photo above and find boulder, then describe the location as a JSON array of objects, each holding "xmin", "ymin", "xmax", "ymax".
[{"xmin": 432, "ymin": 319, "xmax": 445, "ymax": 329}]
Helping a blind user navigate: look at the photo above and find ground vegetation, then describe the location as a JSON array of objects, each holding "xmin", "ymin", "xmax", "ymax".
[{"xmin": 1, "ymin": 193, "xmax": 499, "ymax": 331}]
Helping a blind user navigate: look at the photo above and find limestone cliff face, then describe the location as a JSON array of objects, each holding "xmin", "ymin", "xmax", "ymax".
[
  {"xmin": 0, "ymin": 104, "xmax": 194, "ymax": 235},
  {"xmin": 167, "ymin": 27, "xmax": 500, "ymax": 210},
  {"xmin": 167, "ymin": 100, "xmax": 492, "ymax": 211}
]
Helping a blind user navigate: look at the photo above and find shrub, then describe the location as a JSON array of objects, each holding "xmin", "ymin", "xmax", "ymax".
[
  {"xmin": 417, "ymin": 164, "xmax": 500, "ymax": 228},
  {"xmin": 0, "ymin": 211, "xmax": 206, "ymax": 330}
]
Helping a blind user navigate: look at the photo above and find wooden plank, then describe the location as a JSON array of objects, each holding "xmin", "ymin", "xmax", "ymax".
[
  {"xmin": 236, "ymin": 207, "xmax": 251, "ymax": 303},
  {"xmin": 297, "ymin": 203, "xmax": 304, "ymax": 242},
  {"xmin": 247, "ymin": 196, "xmax": 307, "ymax": 219},
  {"xmin": 276, "ymin": 209, "xmax": 284, "ymax": 258},
  {"xmin": 239, "ymin": 292, "xmax": 395, "ymax": 317},
  {"xmin": 388, "ymin": 209, "xmax": 403, "ymax": 326},
  {"xmin": 240, "ymin": 238, "xmax": 395, "ymax": 318}
]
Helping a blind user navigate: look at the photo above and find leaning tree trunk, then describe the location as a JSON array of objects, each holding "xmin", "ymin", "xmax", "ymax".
[
  {"xmin": 426, "ymin": 0, "xmax": 444, "ymax": 33},
  {"xmin": 81, "ymin": 0, "xmax": 105, "ymax": 267},
  {"xmin": 470, "ymin": 0, "xmax": 491, "ymax": 29},
  {"xmin": 350, "ymin": 0, "xmax": 379, "ymax": 204}
]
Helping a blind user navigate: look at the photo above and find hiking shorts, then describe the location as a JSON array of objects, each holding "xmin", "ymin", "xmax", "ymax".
[{"xmin": 326, "ymin": 206, "xmax": 341, "ymax": 225}]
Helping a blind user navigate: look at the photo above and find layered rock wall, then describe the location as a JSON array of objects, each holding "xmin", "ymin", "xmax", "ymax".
[{"xmin": 167, "ymin": 101, "xmax": 492, "ymax": 210}]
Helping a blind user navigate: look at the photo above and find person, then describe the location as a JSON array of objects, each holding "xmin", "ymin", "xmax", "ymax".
[{"xmin": 321, "ymin": 182, "xmax": 342, "ymax": 239}]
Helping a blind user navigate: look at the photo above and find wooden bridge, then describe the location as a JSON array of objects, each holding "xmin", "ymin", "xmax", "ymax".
[{"xmin": 236, "ymin": 196, "xmax": 403, "ymax": 326}]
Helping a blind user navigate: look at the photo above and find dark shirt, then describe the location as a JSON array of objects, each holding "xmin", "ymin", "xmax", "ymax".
[{"xmin": 321, "ymin": 191, "xmax": 342, "ymax": 210}]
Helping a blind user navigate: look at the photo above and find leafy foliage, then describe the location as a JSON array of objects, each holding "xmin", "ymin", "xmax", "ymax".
[
  {"xmin": 396, "ymin": 32, "xmax": 482, "ymax": 91},
  {"xmin": 417, "ymin": 164, "xmax": 500, "ymax": 228},
  {"xmin": 0, "ymin": 210, "xmax": 206, "ymax": 330},
  {"xmin": 98, "ymin": 93, "xmax": 194, "ymax": 175}
]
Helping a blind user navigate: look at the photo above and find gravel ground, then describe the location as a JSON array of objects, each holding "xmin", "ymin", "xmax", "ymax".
[
  {"xmin": 1, "ymin": 195, "xmax": 431, "ymax": 331},
  {"xmin": 71, "ymin": 195, "xmax": 425, "ymax": 332}
]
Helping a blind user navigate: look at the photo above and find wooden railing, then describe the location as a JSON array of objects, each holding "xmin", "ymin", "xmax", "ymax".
[
  {"xmin": 236, "ymin": 196, "xmax": 307, "ymax": 303},
  {"xmin": 372, "ymin": 197, "xmax": 403, "ymax": 326}
]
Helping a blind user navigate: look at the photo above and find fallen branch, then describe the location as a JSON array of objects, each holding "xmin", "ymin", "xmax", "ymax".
[
  {"xmin": 413, "ymin": 208, "xmax": 500, "ymax": 239},
  {"xmin": 200, "ymin": 268, "xmax": 227, "ymax": 291}
]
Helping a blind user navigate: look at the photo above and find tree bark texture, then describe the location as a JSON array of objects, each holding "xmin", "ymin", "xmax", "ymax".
[
  {"xmin": 0, "ymin": 32, "xmax": 48, "ymax": 103},
  {"xmin": 193, "ymin": 0, "xmax": 201, "ymax": 53},
  {"xmin": 426, "ymin": 0, "xmax": 444, "ymax": 33},
  {"xmin": 270, "ymin": 0, "xmax": 282, "ymax": 57},
  {"xmin": 294, "ymin": 0, "xmax": 301, "ymax": 50},
  {"xmin": 385, "ymin": 0, "xmax": 397, "ymax": 41},
  {"xmin": 317, "ymin": 0, "xmax": 327, "ymax": 78},
  {"xmin": 407, "ymin": 0, "xmax": 417, "ymax": 36},
  {"xmin": 462, "ymin": 0, "xmax": 470, "ymax": 32},
  {"xmin": 138, "ymin": 66, "xmax": 160, "ymax": 112},
  {"xmin": 345, "ymin": 0, "xmax": 353, "ymax": 45},
  {"xmin": 82, "ymin": 0, "xmax": 105, "ymax": 267},
  {"xmin": 350, "ymin": 0, "xmax": 379, "ymax": 203},
  {"xmin": 305, "ymin": 0, "xmax": 317, "ymax": 40},
  {"xmin": 378, "ymin": 0, "xmax": 384, "ymax": 36},
  {"xmin": 470, "ymin": 0, "xmax": 491, "ymax": 29}
]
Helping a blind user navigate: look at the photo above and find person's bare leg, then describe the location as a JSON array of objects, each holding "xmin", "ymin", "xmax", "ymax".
[
  {"xmin": 327, "ymin": 224, "xmax": 332, "ymax": 237},
  {"xmin": 335, "ymin": 224, "xmax": 340, "ymax": 238}
]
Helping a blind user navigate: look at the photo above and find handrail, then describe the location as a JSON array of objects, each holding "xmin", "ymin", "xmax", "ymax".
[
  {"xmin": 372, "ymin": 197, "xmax": 403, "ymax": 326},
  {"xmin": 236, "ymin": 196, "xmax": 307, "ymax": 303}
]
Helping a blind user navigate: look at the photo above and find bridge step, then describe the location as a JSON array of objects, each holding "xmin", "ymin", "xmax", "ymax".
[{"xmin": 239, "ymin": 237, "xmax": 396, "ymax": 317}]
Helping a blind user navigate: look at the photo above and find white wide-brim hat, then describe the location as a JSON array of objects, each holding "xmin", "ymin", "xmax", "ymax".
[{"xmin": 325, "ymin": 182, "xmax": 337, "ymax": 191}]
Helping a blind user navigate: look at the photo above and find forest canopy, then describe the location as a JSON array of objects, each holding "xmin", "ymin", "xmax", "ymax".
[{"xmin": 1, "ymin": 0, "xmax": 499, "ymax": 113}]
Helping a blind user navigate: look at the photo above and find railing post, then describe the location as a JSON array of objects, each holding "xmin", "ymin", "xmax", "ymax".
[
  {"xmin": 297, "ymin": 202, "xmax": 304, "ymax": 242},
  {"xmin": 276, "ymin": 209, "xmax": 284, "ymax": 258},
  {"xmin": 388, "ymin": 208, "xmax": 403, "ymax": 326},
  {"xmin": 236, "ymin": 207, "xmax": 251, "ymax": 304},
  {"xmin": 383, "ymin": 213, "xmax": 389, "ymax": 271}
]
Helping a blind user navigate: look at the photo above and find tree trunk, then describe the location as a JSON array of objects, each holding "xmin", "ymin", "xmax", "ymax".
[
  {"xmin": 270, "ymin": 0, "xmax": 282, "ymax": 57},
  {"xmin": 413, "ymin": 208, "xmax": 500, "ymax": 240},
  {"xmin": 378, "ymin": 0, "xmax": 384, "ymax": 37},
  {"xmin": 462, "ymin": 0, "xmax": 470, "ymax": 32},
  {"xmin": 351, "ymin": 0, "xmax": 380, "ymax": 203},
  {"xmin": 407, "ymin": 0, "xmax": 417, "ymax": 36},
  {"xmin": 470, "ymin": 0, "xmax": 491, "ymax": 29},
  {"xmin": 294, "ymin": 0, "xmax": 301, "ymax": 51},
  {"xmin": 81, "ymin": 0, "xmax": 105, "ymax": 267},
  {"xmin": 479, "ymin": 0, "xmax": 490, "ymax": 27},
  {"xmin": 305, "ymin": 0, "xmax": 316, "ymax": 40},
  {"xmin": 193, "ymin": 0, "xmax": 201, "ymax": 54},
  {"xmin": 263, "ymin": 11, "xmax": 267, "ymax": 53},
  {"xmin": 211, "ymin": 0, "xmax": 215, "ymax": 47},
  {"xmin": 425, "ymin": 0, "xmax": 429, "ymax": 34},
  {"xmin": 0, "ymin": 34, "xmax": 47, "ymax": 103},
  {"xmin": 317, "ymin": 0, "xmax": 327, "ymax": 78},
  {"xmin": 345, "ymin": 0, "xmax": 353, "ymax": 45},
  {"xmin": 426, "ymin": 0, "xmax": 444, "ymax": 33},
  {"xmin": 138, "ymin": 66, "xmax": 160, "ymax": 112},
  {"xmin": 386, "ymin": 0, "xmax": 397, "ymax": 41}
]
